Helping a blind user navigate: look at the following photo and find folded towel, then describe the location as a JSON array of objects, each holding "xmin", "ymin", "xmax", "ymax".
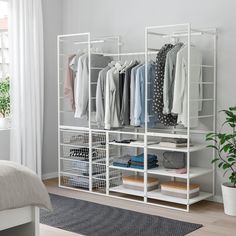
[
  {"xmin": 131, "ymin": 153, "xmax": 157, "ymax": 163},
  {"xmin": 161, "ymin": 137, "xmax": 187, "ymax": 144},
  {"xmin": 130, "ymin": 160, "xmax": 158, "ymax": 167},
  {"xmin": 130, "ymin": 164, "xmax": 159, "ymax": 170},
  {"xmin": 130, "ymin": 164, "xmax": 158, "ymax": 170},
  {"xmin": 113, "ymin": 162, "xmax": 130, "ymax": 168}
]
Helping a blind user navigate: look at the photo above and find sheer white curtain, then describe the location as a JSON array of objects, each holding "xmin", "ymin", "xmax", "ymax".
[{"xmin": 9, "ymin": 0, "xmax": 44, "ymax": 176}]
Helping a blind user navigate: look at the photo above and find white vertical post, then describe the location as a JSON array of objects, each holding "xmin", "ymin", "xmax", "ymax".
[
  {"xmin": 144, "ymin": 27, "xmax": 148, "ymax": 203},
  {"xmin": 186, "ymin": 23, "xmax": 191, "ymax": 212},
  {"xmin": 57, "ymin": 35, "xmax": 61, "ymax": 187},
  {"xmin": 117, "ymin": 36, "xmax": 121, "ymax": 61},
  {"xmin": 117, "ymin": 36, "xmax": 121, "ymax": 158},
  {"xmin": 88, "ymin": 33, "xmax": 93, "ymax": 192},
  {"xmin": 212, "ymin": 30, "xmax": 217, "ymax": 197},
  {"xmin": 106, "ymin": 132, "xmax": 110, "ymax": 195}
]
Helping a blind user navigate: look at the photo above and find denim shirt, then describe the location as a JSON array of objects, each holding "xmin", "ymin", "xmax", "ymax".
[{"xmin": 134, "ymin": 62, "xmax": 158, "ymax": 127}]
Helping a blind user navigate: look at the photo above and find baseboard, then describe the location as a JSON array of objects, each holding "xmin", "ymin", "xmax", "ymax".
[
  {"xmin": 42, "ymin": 172, "xmax": 58, "ymax": 180},
  {"xmin": 210, "ymin": 195, "xmax": 223, "ymax": 203}
]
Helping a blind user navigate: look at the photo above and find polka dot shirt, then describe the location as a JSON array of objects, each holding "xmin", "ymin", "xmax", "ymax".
[{"xmin": 152, "ymin": 44, "xmax": 178, "ymax": 126}]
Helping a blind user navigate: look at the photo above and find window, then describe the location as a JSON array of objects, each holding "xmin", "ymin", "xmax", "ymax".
[{"xmin": 0, "ymin": 1, "xmax": 9, "ymax": 81}]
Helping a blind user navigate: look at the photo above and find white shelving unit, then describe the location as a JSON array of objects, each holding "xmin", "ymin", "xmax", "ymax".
[{"xmin": 58, "ymin": 23, "xmax": 217, "ymax": 212}]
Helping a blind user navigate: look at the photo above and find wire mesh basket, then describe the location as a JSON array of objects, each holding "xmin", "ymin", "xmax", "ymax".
[
  {"xmin": 61, "ymin": 130, "xmax": 89, "ymax": 146},
  {"xmin": 61, "ymin": 174, "xmax": 106, "ymax": 190}
]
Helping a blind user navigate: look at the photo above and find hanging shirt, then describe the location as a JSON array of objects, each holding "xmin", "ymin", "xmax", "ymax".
[
  {"xmin": 104, "ymin": 67, "xmax": 121, "ymax": 129},
  {"xmin": 120, "ymin": 62, "xmax": 138, "ymax": 126},
  {"xmin": 64, "ymin": 54, "xmax": 76, "ymax": 111},
  {"xmin": 163, "ymin": 43, "xmax": 184, "ymax": 114},
  {"xmin": 74, "ymin": 54, "xmax": 88, "ymax": 118},
  {"xmin": 172, "ymin": 45, "xmax": 202, "ymax": 127},
  {"xmin": 134, "ymin": 62, "xmax": 157, "ymax": 127},
  {"xmin": 71, "ymin": 52, "xmax": 84, "ymax": 110},
  {"xmin": 74, "ymin": 54, "xmax": 111, "ymax": 118},
  {"xmin": 119, "ymin": 72, "xmax": 125, "ymax": 110},
  {"xmin": 130, "ymin": 64, "xmax": 142, "ymax": 126},
  {"xmin": 152, "ymin": 44, "xmax": 178, "ymax": 126},
  {"xmin": 96, "ymin": 66, "xmax": 111, "ymax": 128}
]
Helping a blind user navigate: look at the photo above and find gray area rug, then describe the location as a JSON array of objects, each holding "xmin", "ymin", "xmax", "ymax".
[{"xmin": 40, "ymin": 194, "xmax": 202, "ymax": 236}]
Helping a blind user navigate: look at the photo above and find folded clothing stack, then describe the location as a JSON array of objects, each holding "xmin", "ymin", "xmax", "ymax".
[
  {"xmin": 113, "ymin": 155, "xmax": 131, "ymax": 167},
  {"xmin": 114, "ymin": 139, "xmax": 136, "ymax": 144},
  {"xmin": 130, "ymin": 153, "xmax": 158, "ymax": 169},
  {"xmin": 123, "ymin": 175, "xmax": 159, "ymax": 191},
  {"xmin": 159, "ymin": 138, "xmax": 190, "ymax": 148},
  {"xmin": 69, "ymin": 148, "xmax": 98, "ymax": 161},
  {"xmin": 161, "ymin": 181, "xmax": 200, "ymax": 199}
]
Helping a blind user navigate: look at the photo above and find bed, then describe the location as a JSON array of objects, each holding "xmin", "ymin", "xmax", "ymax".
[{"xmin": 0, "ymin": 161, "xmax": 52, "ymax": 236}]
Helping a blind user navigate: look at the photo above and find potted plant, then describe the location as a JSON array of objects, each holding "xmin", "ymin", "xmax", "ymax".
[
  {"xmin": 0, "ymin": 77, "xmax": 10, "ymax": 129},
  {"xmin": 206, "ymin": 106, "xmax": 236, "ymax": 216}
]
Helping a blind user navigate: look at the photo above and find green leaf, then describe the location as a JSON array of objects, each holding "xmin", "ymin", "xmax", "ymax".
[
  {"xmin": 211, "ymin": 158, "xmax": 219, "ymax": 164},
  {"xmin": 218, "ymin": 162, "xmax": 224, "ymax": 168},
  {"xmin": 223, "ymin": 144, "xmax": 232, "ymax": 152},
  {"xmin": 223, "ymin": 163, "xmax": 230, "ymax": 170},
  {"xmin": 228, "ymin": 157, "xmax": 236, "ymax": 162}
]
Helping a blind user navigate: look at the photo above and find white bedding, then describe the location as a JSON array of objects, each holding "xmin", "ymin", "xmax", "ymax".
[{"xmin": 0, "ymin": 161, "xmax": 52, "ymax": 211}]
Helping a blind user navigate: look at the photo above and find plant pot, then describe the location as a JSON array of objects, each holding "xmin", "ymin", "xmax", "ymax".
[
  {"xmin": 0, "ymin": 117, "xmax": 10, "ymax": 129},
  {"xmin": 222, "ymin": 183, "xmax": 236, "ymax": 216}
]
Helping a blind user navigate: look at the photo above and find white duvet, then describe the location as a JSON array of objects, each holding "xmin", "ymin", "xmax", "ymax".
[{"xmin": 0, "ymin": 161, "xmax": 52, "ymax": 211}]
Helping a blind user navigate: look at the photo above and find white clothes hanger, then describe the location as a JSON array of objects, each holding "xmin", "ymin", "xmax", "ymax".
[
  {"xmin": 108, "ymin": 61, "xmax": 116, "ymax": 67},
  {"xmin": 114, "ymin": 61, "xmax": 123, "ymax": 73},
  {"xmin": 119, "ymin": 60, "xmax": 129, "ymax": 72}
]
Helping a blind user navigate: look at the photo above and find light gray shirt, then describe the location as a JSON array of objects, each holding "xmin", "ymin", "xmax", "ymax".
[
  {"xmin": 130, "ymin": 64, "xmax": 142, "ymax": 126},
  {"xmin": 163, "ymin": 43, "xmax": 184, "ymax": 115},
  {"xmin": 105, "ymin": 67, "xmax": 121, "ymax": 129},
  {"xmin": 96, "ymin": 66, "xmax": 111, "ymax": 128},
  {"xmin": 172, "ymin": 45, "xmax": 202, "ymax": 127},
  {"xmin": 74, "ymin": 54, "xmax": 111, "ymax": 118}
]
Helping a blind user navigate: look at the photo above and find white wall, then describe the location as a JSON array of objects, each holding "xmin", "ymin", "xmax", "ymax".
[
  {"xmin": 59, "ymin": 0, "xmax": 236, "ymax": 197},
  {"xmin": 42, "ymin": 0, "xmax": 62, "ymax": 178}
]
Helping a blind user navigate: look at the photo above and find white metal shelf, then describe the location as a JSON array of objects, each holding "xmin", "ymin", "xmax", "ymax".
[
  {"xmin": 60, "ymin": 157, "xmax": 89, "ymax": 163},
  {"xmin": 147, "ymin": 132, "xmax": 188, "ymax": 139},
  {"xmin": 148, "ymin": 167, "xmax": 213, "ymax": 179},
  {"xmin": 110, "ymin": 185, "xmax": 212, "ymax": 205},
  {"xmin": 147, "ymin": 190, "xmax": 212, "ymax": 205},
  {"xmin": 109, "ymin": 141, "xmax": 206, "ymax": 152},
  {"xmin": 61, "ymin": 170, "xmax": 89, "ymax": 178},
  {"xmin": 148, "ymin": 143, "xmax": 206, "ymax": 152},
  {"xmin": 60, "ymin": 143, "xmax": 106, "ymax": 151},
  {"xmin": 109, "ymin": 165, "xmax": 145, "ymax": 173},
  {"xmin": 109, "ymin": 185, "xmax": 144, "ymax": 197},
  {"xmin": 60, "ymin": 125, "xmax": 89, "ymax": 131},
  {"xmin": 109, "ymin": 141, "xmax": 145, "ymax": 148}
]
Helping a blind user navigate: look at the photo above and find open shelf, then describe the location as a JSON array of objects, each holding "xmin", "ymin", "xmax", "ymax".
[
  {"xmin": 109, "ymin": 141, "xmax": 145, "ymax": 148},
  {"xmin": 109, "ymin": 165, "xmax": 145, "ymax": 173},
  {"xmin": 109, "ymin": 141, "xmax": 207, "ymax": 152},
  {"xmin": 147, "ymin": 189, "xmax": 212, "ymax": 205},
  {"xmin": 148, "ymin": 167, "xmax": 213, "ymax": 179},
  {"xmin": 109, "ymin": 185, "xmax": 144, "ymax": 197},
  {"xmin": 148, "ymin": 143, "xmax": 206, "ymax": 152}
]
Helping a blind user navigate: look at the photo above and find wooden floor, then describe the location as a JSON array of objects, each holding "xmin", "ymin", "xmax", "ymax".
[{"xmin": 41, "ymin": 179, "xmax": 236, "ymax": 236}]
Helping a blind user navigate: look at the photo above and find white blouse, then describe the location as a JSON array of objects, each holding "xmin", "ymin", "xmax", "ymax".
[{"xmin": 171, "ymin": 45, "xmax": 202, "ymax": 127}]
